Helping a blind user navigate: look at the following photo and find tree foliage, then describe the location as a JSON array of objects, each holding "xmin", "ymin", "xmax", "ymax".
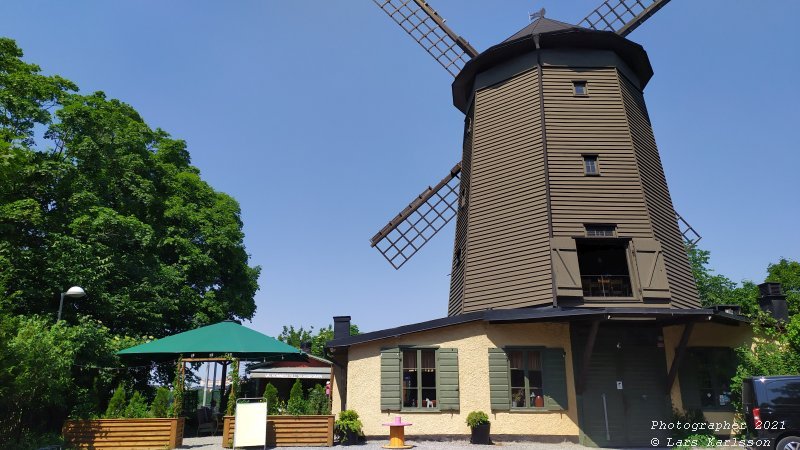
[
  {"xmin": 0, "ymin": 37, "xmax": 260, "ymax": 336},
  {"xmin": 278, "ymin": 323, "xmax": 359, "ymax": 358},
  {"xmin": 688, "ymin": 247, "xmax": 799, "ymax": 317},
  {"xmin": 688, "ymin": 247, "xmax": 800, "ymax": 415},
  {"xmin": 0, "ymin": 37, "xmax": 260, "ymax": 444}
]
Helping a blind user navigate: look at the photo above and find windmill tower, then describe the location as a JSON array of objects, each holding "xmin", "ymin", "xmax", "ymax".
[{"xmin": 369, "ymin": 0, "xmax": 703, "ymax": 315}]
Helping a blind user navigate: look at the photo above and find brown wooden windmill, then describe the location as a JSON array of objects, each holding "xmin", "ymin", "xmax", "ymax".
[{"xmin": 368, "ymin": 0, "xmax": 704, "ymax": 316}]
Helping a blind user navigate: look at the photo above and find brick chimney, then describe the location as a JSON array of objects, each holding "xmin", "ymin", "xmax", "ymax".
[
  {"xmin": 758, "ymin": 282, "xmax": 788, "ymax": 322},
  {"xmin": 333, "ymin": 316, "xmax": 352, "ymax": 340}
]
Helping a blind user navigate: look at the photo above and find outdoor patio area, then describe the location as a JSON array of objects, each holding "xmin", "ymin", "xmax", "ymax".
[{"xmin": 176, "ymin": 436, "xmax": 641, "ymax": 450}]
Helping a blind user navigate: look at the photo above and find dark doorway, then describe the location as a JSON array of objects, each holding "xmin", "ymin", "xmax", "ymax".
[{"xmin": 571, "ymin": 323, "xmax": 670, "ymax": 447}]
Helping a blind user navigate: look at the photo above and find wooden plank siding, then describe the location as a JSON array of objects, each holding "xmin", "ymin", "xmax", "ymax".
[
  {"xmin": 619, "ymin": 74, "xmax": 701, "ymax": 308},
  {"xmin": 448, "ymin": 110, "xmax": 473, "ymax": 316},
  {"xmin": 542, "ymin": 67, "xmax": 653, "ymax": 238},
  {"xmin": 222, "ymin": 415, "xmax": 334, "ymax": 447},
  {"xmin": 448, "ymin": 52, "xmax": 700, "ymax": 312},
  {"xmin": 461, "ymin": 69, "xmax": 553, "ymax": 312},
  {"xmin": 63, "ymin": 418, "xmax": 184, "ymax": 450}
]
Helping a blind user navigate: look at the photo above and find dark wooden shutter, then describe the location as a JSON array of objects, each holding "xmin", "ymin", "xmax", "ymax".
[
  {"xmin": 551, "ymin": 237, "xmax": 583, "ymax": 297},
  {"xmin": 631, "ymin": 238, "xmax": 671, "ymax": 299},
  {"xmin": 380, "ymin": 348, "xmax": 401, "ymax": 411},
  {"xmin": 488, "ymin": 348, "xmax": 510, "ymax": 411},
  {"xmin": 542, "ymin": 348, "xmax": 569, "ymax": 410},
  {"xmin": 678, "ymin": 349, "xmax": 701, "ymax": 411},
  {"xmin": 437, "ymin": 348, "xmax": 459, "ymax": 411}
]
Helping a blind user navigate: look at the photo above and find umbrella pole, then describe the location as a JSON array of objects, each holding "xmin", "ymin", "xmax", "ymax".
[
  {"xmin": 203, "ymin": 363, "xmax": 209, "ymax": 406},
  {"xmin": 220, "ymin": 362, "xmax": 228, "ymax": 413},
  {"xmin": 212, "ymin": 362, "xmax": 218, "ymax": 407}
]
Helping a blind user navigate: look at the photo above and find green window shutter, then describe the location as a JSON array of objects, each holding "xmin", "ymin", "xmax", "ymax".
[
  {"xmin": 678, "ymin": 350, "xmax": 701, "ymax": 411},
  {"xmin": 437, "ymin": 348, "xmax": 459, "ymax": 411},
  {"xmin": 381, "ymin": 347, "xmax": 401, "ymax": 411},
  {"xmin": 488, "ymin": 348, "xmax": 510, "ymax": 411},
  {"xmin": 542, "ymin": 348, "xmax": 569, "ymax": 410}
]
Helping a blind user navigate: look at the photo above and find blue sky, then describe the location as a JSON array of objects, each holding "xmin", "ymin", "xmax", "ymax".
[{"xmin": 2, "ymin": 1, "xmax": 799, "ymax": 337}]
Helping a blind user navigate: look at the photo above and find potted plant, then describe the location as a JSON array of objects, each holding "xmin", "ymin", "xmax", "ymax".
[
  {"xmin": 335, "ymin": 409, "xmax": 364, "ymax": 445},
  {"xmin": 466, "ymin": 411, "xmax": 491, "ymax": 445}
]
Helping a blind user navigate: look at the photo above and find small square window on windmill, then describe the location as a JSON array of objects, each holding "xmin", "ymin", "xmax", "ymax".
[{"xmin": 573, "ymin": 81, "xmax": 588, "ymax": 96}]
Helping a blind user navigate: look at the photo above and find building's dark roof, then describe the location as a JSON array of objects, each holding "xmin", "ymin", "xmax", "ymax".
[
  {"xmin": 327, "ymin": 307, "xmax": 749, "ymax": 348},
  {"xmin": 451, "ymin": 18, "xmax": 654, "ymax": 113},
  {"xmin": 503, "ymin": 17, "xmax": 584, "ymax": 42}
]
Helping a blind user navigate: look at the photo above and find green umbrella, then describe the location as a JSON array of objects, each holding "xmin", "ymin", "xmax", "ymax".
[{"xmin": 117, "ymin": 321, "xmax": 306, "ymax": 362}]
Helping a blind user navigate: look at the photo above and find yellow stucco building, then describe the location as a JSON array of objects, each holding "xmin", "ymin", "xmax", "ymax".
[{"xmin": 328, "ymin": 308, "xmax": 754, "ymax": 447}]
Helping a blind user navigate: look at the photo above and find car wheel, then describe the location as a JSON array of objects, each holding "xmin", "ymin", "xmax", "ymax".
[{"xmin": 777, "ymin": 436, "xmax": 800, "ymax": 450}]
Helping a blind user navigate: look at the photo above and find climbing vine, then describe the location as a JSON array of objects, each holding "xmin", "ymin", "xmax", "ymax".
[
  {"xmin": 226, "ymin": 357, "xmax": 240, "ymax": 416},
  {"xmin": 171, "ymin": 357, "xmax": 184, "ymax": 418}
]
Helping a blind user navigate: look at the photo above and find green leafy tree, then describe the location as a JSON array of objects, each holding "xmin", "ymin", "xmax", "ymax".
[
  {"xmin": 286, "ymin": 379, "xmax": 306, "ymax": 416},
  {"xmin": 0, "ymin": 37, "xmax": 260, "ymax": 337},
  {"xmin": 150, "ymin": 387, "xmax": 170, "ymax": 418},
  {"xmin": 104, "ymin": 386, "xmax": 127, "ymax": 419},
  {"xmin": 124, "ymin": 391, "xmax": 151, "ymax": 419},
  {"xmin": 0, "ymin": 36, "xmax": 260, "ymax": 441},
  {"xmin": 688, "ymin": 247, "xmax": 761, "ymax": 314},
  {"xmin": 278, "ymin": 323, "xmax": 359, "ymax": 358}
]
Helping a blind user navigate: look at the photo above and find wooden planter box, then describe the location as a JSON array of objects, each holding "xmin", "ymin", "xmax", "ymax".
[
  {"xmin": 63, "ymin": 417, "xmax": 185, "ymax": 449},
  {"xmin": 222, "ymin": 415, "xmax": 334, "ymax": 447}
]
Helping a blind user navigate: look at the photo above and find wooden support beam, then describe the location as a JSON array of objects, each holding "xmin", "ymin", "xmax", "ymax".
[
  {"xmin": 577, "ymin": 320, "xmax": 601, "ymax": 394},
  {"xmin": 665, "ymin": 322, "xmax": 694, "ymax": 394}
]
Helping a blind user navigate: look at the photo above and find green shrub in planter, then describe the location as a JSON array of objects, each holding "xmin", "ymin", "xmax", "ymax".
[
  {"xmin": 335, "ymin": 410, "xmax": 364, "ymax": 445},
  {"xmin": 466, "ymin": 411, "xmax": 489, "ymax": 428},
  {"xmin": 264, "ymin": 383, "xmax": 280, "ymax": 415},
  {"xmin": 124, "ymin": 391, "xmax": 151, "ymax": 418},
  {"xmin": 466, "ymin": 411, "xmax": 491, "ymax": 445},
  {"xmin": 306, "ymin": 384, "xmax": 331, "ymax": 415},
  {"xmin": 150, "ymin": 387, "xmax": 170, "ymax": 418},
  {"xmin": 286, "ymin": 379, "xmax": 306, "ymax": 415},
  {"xmin": 104, "ymin": 385, "xmax": 127, "ymax": 419}
]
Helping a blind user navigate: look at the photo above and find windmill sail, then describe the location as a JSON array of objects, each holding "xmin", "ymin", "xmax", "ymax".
[
  {"xmin": 579, "ymin": 0, "xmax": 671, "ymax": 37},
  {"xmin": 676, "ymin": 212, "xmax": 702, "ymax": 248},
  {"xmin": 371, "ymin": 158, "xmax": 701, "ymax": 267},
  {"xmin": 371, "ymin": 163, "xmax": 461, "ymax": 269},
  {"xmin": 372, "ymin": 0, "xmax": 478, "ymax": 77}
]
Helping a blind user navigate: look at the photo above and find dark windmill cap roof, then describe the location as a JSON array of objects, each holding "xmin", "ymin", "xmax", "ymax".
[{"xmin": 451, "ymin": 17, "xmax": 654, "ymax": 113}]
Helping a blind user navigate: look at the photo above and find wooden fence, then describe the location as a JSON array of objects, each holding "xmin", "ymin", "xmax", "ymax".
[
  {"xmin": 63, "ymin": 417, "xmax": 184, "ymax": 449},
  {"xmin": 222, "ymin": 415, "xmax": 334, "ymax": 447}
]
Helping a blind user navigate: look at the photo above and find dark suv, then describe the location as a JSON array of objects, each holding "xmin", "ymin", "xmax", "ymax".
[{"xmin": 743, "ymin": 376, "xmax": 800, "ymax": 450}]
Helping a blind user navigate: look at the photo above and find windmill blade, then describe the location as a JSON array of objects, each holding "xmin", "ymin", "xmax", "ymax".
[
  {"xmin": 579, "ymin": 0, "xmax": 671, "ymax": 37},
  {"xmin": 372, "ymin": 0, "xmax": 479, "ymax": 77},
  {"xmin": 675, "ymin": 211, "xmax": 702, "ymax": 248},
  {"xmin": 371, "ymin": 163, "xmax": 461, "ymax": 269}
]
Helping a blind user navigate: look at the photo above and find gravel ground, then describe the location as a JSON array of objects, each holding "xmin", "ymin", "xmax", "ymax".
[{"xmin": 178, "ymin": 436, "xmax": 644, "ymax": 450}]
